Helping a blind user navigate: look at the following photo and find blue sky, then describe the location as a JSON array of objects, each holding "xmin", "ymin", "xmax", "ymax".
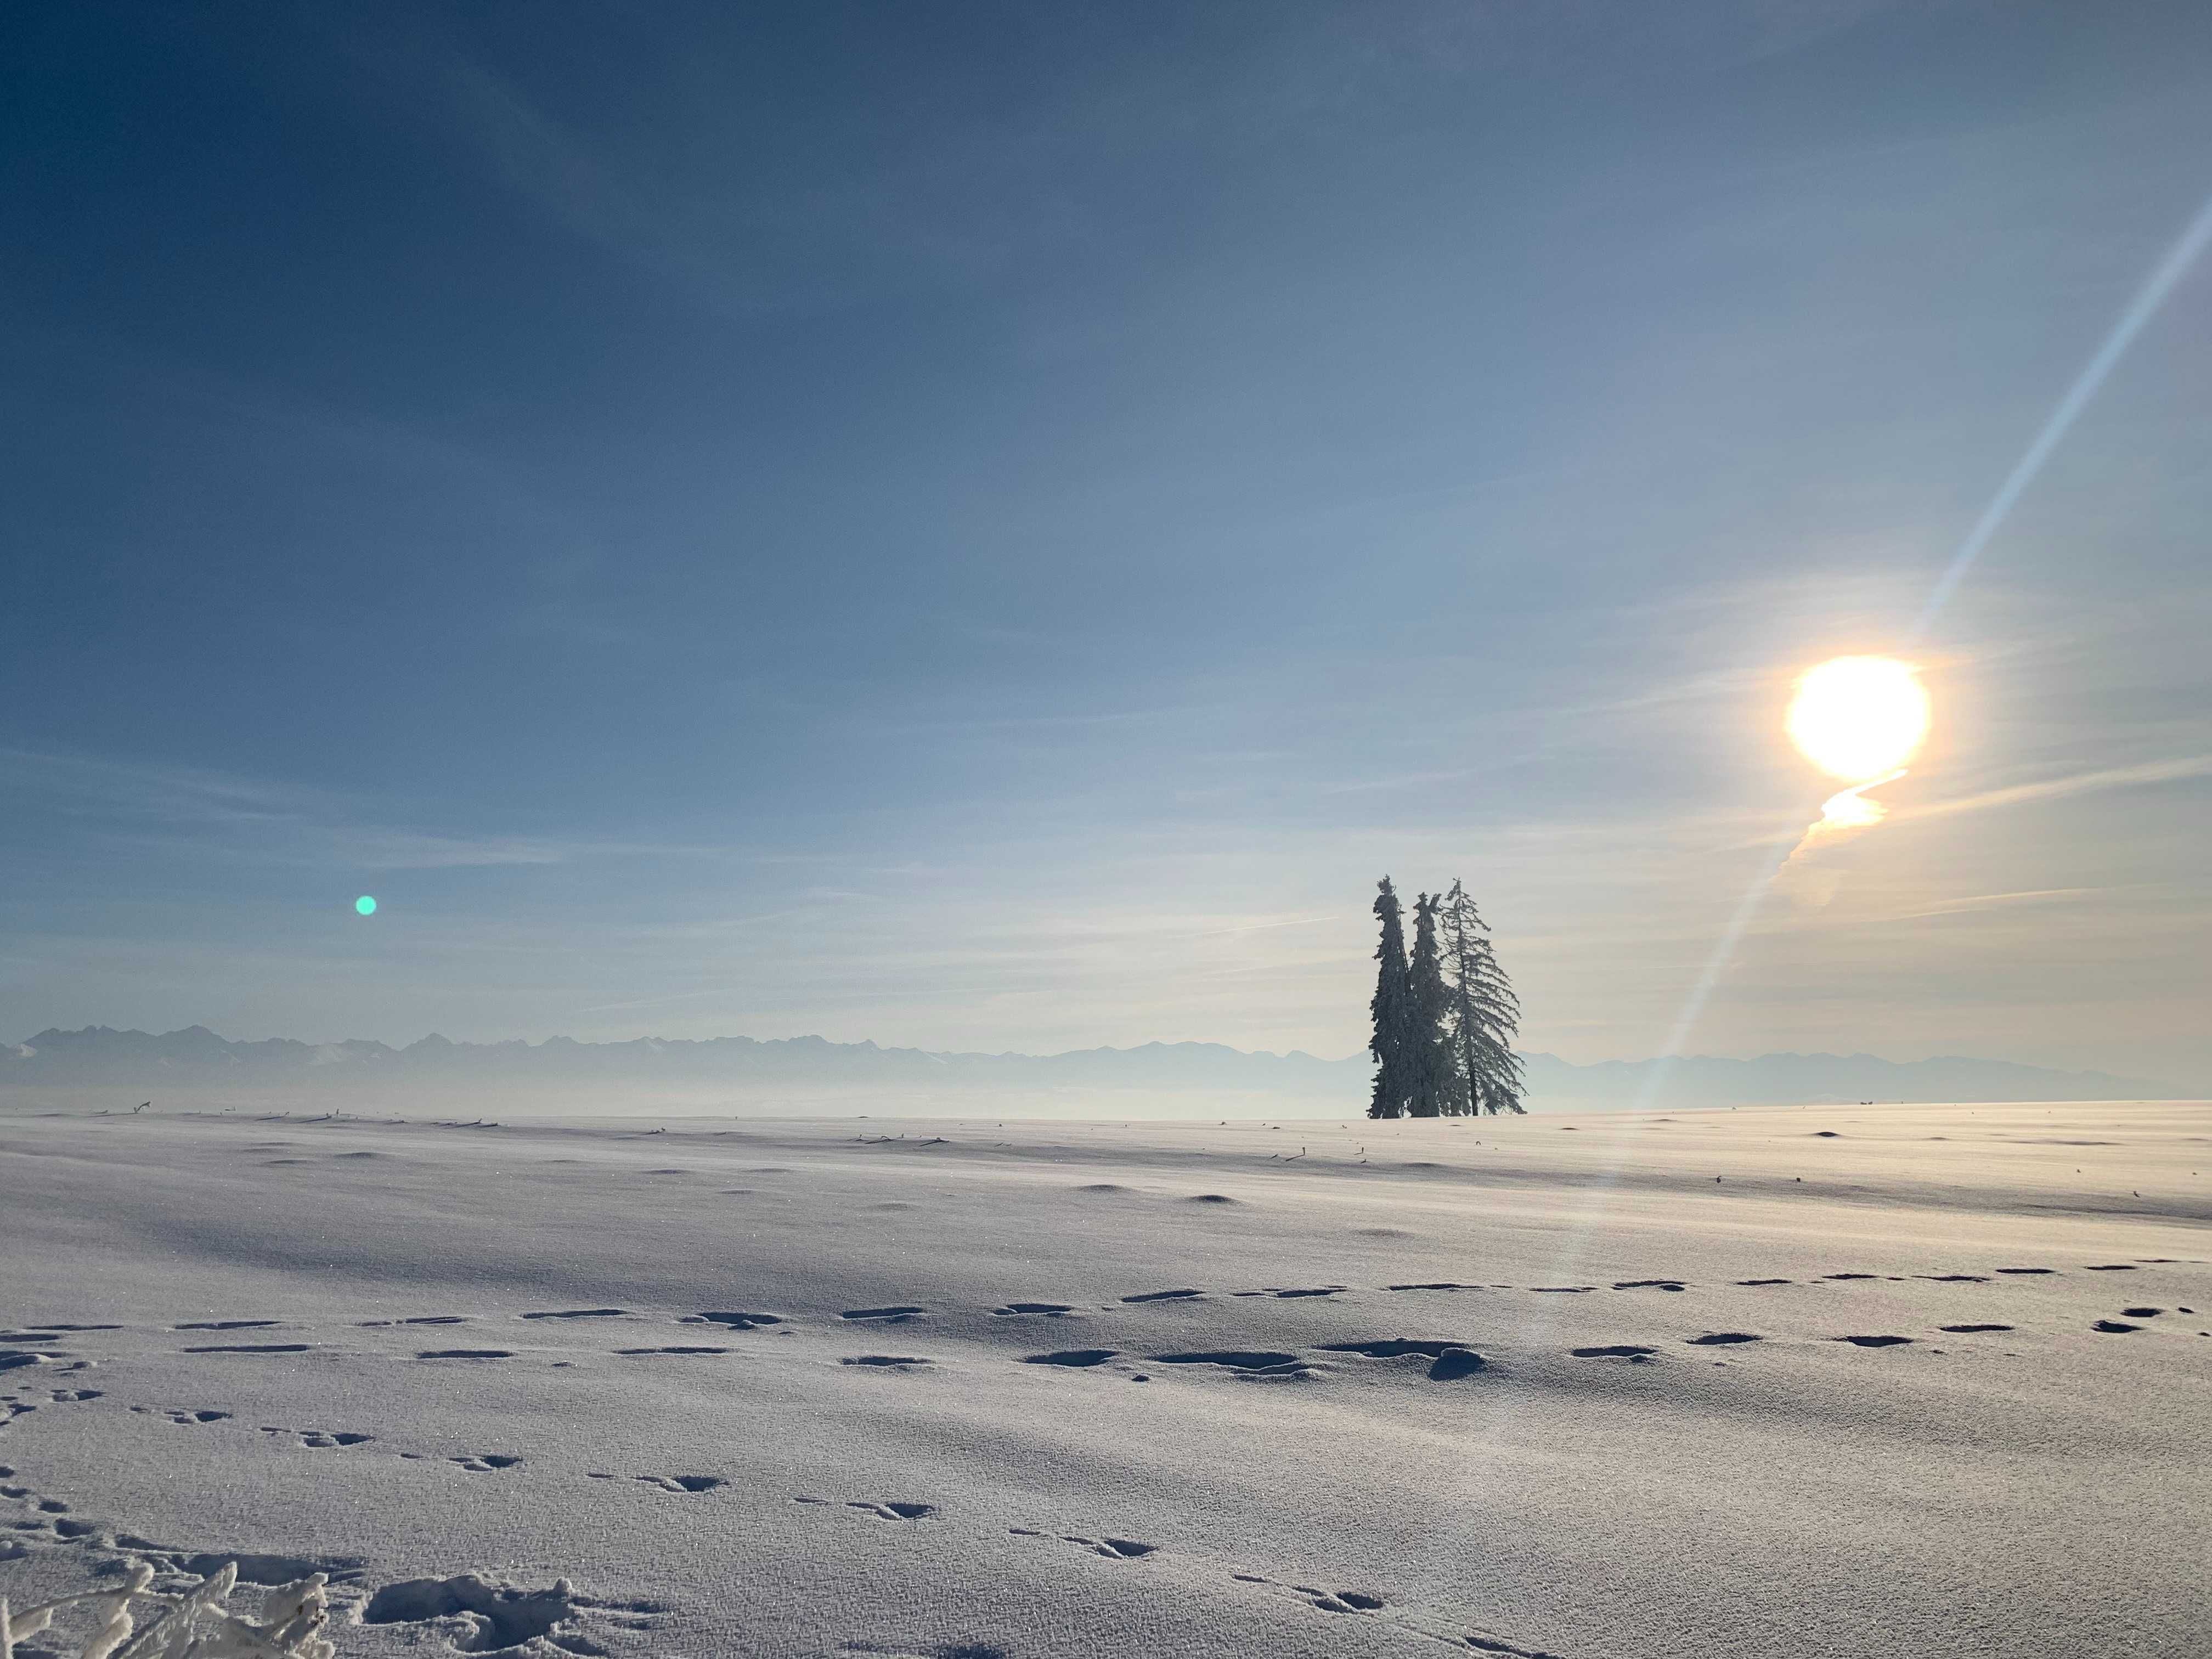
[{"xmin": 6, "ymin": 2, "xmax": 2210, "ymax": 1085}]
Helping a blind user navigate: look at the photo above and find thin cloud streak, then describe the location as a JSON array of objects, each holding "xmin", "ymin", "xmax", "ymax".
[{"xmin": 1892, "ymin": 756, "xmax": 2212, "ymax": 825}]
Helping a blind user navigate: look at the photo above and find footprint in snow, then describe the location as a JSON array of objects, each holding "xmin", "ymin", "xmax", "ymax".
[
  {"xmin": 1318, "ymin": 1340, "xmax": 1486, "ymax": 1380},
  {"xmin": 519, "ymin": 1308, "xmax": 629, "ymax": 1320},
  {"xmin": 849, "ymin": 1500, "xmax": 934, "ymax": 1521},
  {"xmin": 1150, "ymin": 1350, "xmax": 1311, "ymax": 1378}
]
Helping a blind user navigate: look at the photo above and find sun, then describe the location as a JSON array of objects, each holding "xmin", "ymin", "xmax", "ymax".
[{"xmin": 1786, "ymin": 656, "xmax": 1931, "ymax": 782}]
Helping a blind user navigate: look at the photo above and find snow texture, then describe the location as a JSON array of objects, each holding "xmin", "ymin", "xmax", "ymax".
[{"xmin": 2, "ymin": 1101, "xmax": 2207, "ymax": 1656}]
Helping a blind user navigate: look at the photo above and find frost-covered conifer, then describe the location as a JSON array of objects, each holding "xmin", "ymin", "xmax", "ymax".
[
  {"xmin": 1405, "ymin": 891, "xmax": 1454, "ymax": 1118},
  {"xmin": 1366, "ymin": 877, "xmax": 1415, "ymax": 1119},
  {"xmin": 1440, "ymin": 878, "xmax": 1526, "ymax": 1114}
]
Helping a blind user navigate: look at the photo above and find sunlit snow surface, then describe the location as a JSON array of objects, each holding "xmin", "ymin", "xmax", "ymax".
[{"xmin": 2, "ymin": 1103, "xmax": 2207, "ymax": 1657}]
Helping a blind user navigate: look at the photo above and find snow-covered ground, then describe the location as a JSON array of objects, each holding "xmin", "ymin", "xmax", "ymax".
[{"xmin": 2, "ymin": 1101, "xmax": 2206, "ymax": 1657}]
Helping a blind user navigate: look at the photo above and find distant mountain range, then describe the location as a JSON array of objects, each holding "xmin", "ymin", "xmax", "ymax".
[{"xmin": 0, "ymin": 1026, "xmax": 2185, "ymax": 1116}]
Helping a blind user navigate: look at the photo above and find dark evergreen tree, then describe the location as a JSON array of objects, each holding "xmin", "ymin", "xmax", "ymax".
[
  {"xmin": 1405, "ymin": 891, "xmax": 1453, "ymax": 1118},
  {"xmin": 1440, "ymin": 878, "xmax": 1526, "ymax": 1114},
  {"xmin": 1366, "ymin": 877, "xmax": 1414, "ymax": 1119}
]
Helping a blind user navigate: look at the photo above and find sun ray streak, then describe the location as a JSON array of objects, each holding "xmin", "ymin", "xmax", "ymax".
[{"xmin": 1915, "ymin": 186, "xmax": 2212, "ymax": 636}]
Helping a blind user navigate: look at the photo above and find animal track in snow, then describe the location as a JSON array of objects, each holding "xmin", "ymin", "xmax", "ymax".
[
  {"xmin": 520, "ymin": 1308, "xmax": 630, "ymax": 1320},
  {"xmin": 1120, "ymin": 1289, "xmax": 1202, "ymax": 1303},
  {"xmin": 1027, "ymin": 1531, "xmax": 1156, "ymax": 1559},
  {"xmin": 2084, "ymin": 1264, "xmax": 2138, "ymax": 1272},
  {"xmin": 182, "ymin": 1343, "xmax": 311, "ymax": 1354},
  {"xmin": 637, "ymin": 1474, "xmax": 724, "ymax": 1493},
  {"xmin": 617, "ymin": 1346, "xmax": 729, "ymax": 1356},
  {"xmin": 1150, "ymin": 1350, "xmax": 1312, "ymax": 1378},
  {"xmin": 133, "ymin": 1407, "xmax": 231, "ymax": 1425},
  {"xmin": 417, "ymin": 1348, "xmax": 514, "ymax": 1360},
  {"xmin": 1023, "ymin": 1350, "xmax": 1120, "ymax": 1367},
  {"xmin": 1940, "ymin": 1324, "xmax": 2012, "ymax": 1334},
  {"xmin": 2091, "ymin": 1319, "xmax": 2141, "ymax": 1334},
  {"xmin": 1318, "ymin": 1340, "xmax": 1486, "ymax": 1380},
  {"xmin": 395, "ymin": 1315, "xmax": 470, "ymax": 1325},
  {"xmin": 1297, "ymin": 1585, "xmax": 1387, "ymax": 1615},
  {"xmin": 1613, "ymin": 1280, "xmax": 1686, "ymax": 1292},
  {"xmin": 175, "ymin": 1320, "xmax": 283, "ymax": 1331},
  {"xmin": 450, "ymin": 1453, "xmax": 523, "ymax": 1473},
  {"xmin": 361, "ymin": 1572, "xmax": 606, "ymax": 1652},
  {"xmin": 992, "ymin": 1304, "xmax": 1075, "ymax": 1317},
  {"xmin": 1995, "ymin": 1267, "xmax": 2057, "ymax": 1276},
  {"xmin": 842, "ymin": 1355, "xmax": 933, "ymax": 1368},
  {"xmin": 261, "ymin": 1425, "xmax": 373, "ymax": 1449},
  {"xmin": 849, "ymin": 1500, "xmax": 934, "ymax": 1521},
  {"xmin": 1737, "ymin": 1278, "xmax": 1792, "ymax": 1286},
  {"xmin": 1832, "ymin": 1335, "xmax": 1914, "ymax": 1347},
  {"xmin": 841, "ymin": 1306, "xmax": 928, "ymax": 1323},
  {"xmin": 1685, "ymin": 1333, "xmax": 1762, "ymax": 1346},
  {"xmin": 1386, "ymin": 1282, "xmax": 1477, "ymax": 1292},
  {"xmin": 1571, "ymin": 1345, "xmax": 1658, "ymax": 1362},
  {"xmin": 2120, "ymin": 1307, "xmax": 2164, "ymax": 1317},
  {"xmin": 687, "ymin": 1311, "xmax": 783, "ymax": 1329}
]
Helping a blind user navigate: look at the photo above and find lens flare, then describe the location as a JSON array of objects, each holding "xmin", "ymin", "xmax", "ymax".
[
  {"xmin": 1816, "ymin": 768, "xmax": 1906, "ymax": 831},
  {"xmin": 1786, "ymin": 657, "xmax": 1930, "ymax": 782},
  {"xmin": 354, "ymin": 895, "xmax": 377, "ymax": 916}
]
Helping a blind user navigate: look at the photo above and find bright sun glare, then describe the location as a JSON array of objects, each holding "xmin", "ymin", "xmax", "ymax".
[{"xmin": 1786, "ymin": 656, "xmax": 1931, "ymax": 782}]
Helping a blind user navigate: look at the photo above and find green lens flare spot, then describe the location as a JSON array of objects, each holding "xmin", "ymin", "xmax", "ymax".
[{"xmin": 355, "ymin": 895, "xmax": 377, "ymax": 916}]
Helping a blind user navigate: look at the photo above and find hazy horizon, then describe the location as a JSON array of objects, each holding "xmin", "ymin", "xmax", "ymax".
[{"xmin": 4, "ymin": 1018, "xmax": 2190, "ymax": 1088}]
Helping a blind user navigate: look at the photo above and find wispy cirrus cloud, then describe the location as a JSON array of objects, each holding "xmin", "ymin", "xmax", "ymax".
[{"xmin": 0, "ymin": 747, "xmax": 713, "ymax": 872}]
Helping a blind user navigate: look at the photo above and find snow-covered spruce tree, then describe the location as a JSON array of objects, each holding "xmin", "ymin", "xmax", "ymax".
[
  {"xmin": 1404, "ymin": 891, "xmax": 1454, "ymax": 1118},
  {"xmin": 1366, "ymin": 877, "xmax": 1414, "ymax": 1119},
  {"xmin": 1441, "ymin": 878, "xmax": 1526, "ymax": 1114}
]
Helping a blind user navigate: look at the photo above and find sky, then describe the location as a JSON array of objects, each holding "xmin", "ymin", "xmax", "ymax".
[{"xmin": 5, "ymin": 1, "xmax": 2210, "ymax": 1087}]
